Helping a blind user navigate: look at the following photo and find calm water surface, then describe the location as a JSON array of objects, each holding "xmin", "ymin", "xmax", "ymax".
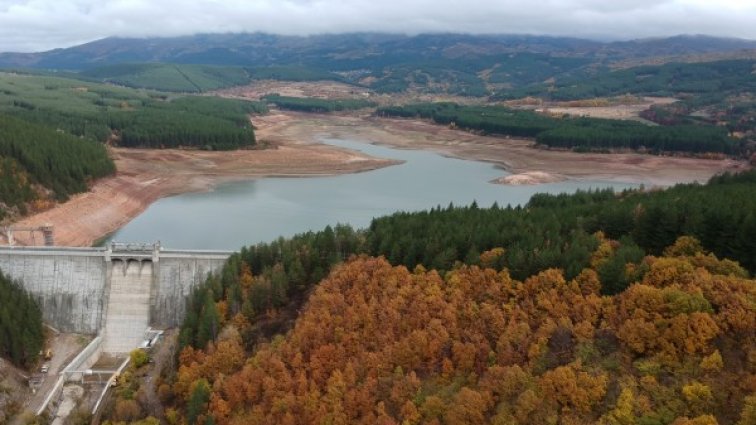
[{"xmin": 106, "ymin": 138, "xmax": 637, "ymax": 250}]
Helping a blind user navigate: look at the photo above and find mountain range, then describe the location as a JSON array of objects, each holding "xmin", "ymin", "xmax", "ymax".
[{"xmin": 1, "ymin": 33, "xmax": 755, "ymax": 70}]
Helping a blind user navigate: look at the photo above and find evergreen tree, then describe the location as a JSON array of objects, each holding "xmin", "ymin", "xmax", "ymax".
[
  {"xmin": 196, "ymin": 292, "xmax": 220, "ymax": 349},
  {"xmin": 186, "ymin": 379, "xmax": 211, "ymax": 425},
  {"xmin": 0, "ymin": 271, "xmax": 44, "ymax": 368}
]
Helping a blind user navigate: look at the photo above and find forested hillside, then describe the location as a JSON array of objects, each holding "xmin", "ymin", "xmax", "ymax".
[
  {"xmin": 263, "ymin": 95, "xmax": 375, "ymax": 113},
  {"xmin": 176, "ymin": 171, "xmax": 756, "ymax": 352},
  {"xmin": 368, "ymin": 170, "xmax": 756, "ymax": 284},
  {"xmin": 70, "ymin": 55, "xmax": 756, "ymax": 143},
  {"xmin": 0, "ymin": 73, "xmax": 266, "ymax": 149},
  {"xmin": 80, "ymin": 64, "xmax": 351, "ymax": 93},
  {"xmin": 497, "ymin": 60, "xmax": 756, "ymax": 137},
  {"xmin": 113, "ymin": 96, "xmax": 265, "ymax": 149},
  {"xmin": 378, "ymin": 103, "xmax": 741, "ymax": 155},
  {"xmin": 0, "ymin": 271, "xmax": 44, "ymax": 368},
  {"xmin": 0, "ymin": 114, "xmax": 114, "ymax": 217},
  {"xmin": 80, "ymin": 63, "xmax": 252, "ymax": 92},
  {"xmin": 172, "ymin": 251, "xmax": 754, "ymax": 424},
  {"xmin": 499, "ymin": 60, "xmax": 756, "ymax": 102},
  {"xmin": 246, "ymin": 66, "xmax": 345, "ymax": 82},
  {"xmin": 0, "ymin": 72, "xmax": 267, "ymax": 218},
  {"xmin": 95, "ymin": 170, "xmax": 756, "ymax": 424}
]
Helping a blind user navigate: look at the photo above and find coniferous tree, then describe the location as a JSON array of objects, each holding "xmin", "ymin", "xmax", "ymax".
[{"xmin": 0, "ymin": 271, "xmax": 44, "ymax": 368}]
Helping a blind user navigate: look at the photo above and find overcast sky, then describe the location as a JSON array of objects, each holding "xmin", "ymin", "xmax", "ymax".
[{"xmin": 1, "ymin": 0, "xmax": 755, "ymax": 53}]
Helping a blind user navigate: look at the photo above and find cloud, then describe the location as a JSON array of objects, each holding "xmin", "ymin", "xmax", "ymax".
[{"xmin": 0, "ymin": 0, "xmax": 754, "ymax": 52}]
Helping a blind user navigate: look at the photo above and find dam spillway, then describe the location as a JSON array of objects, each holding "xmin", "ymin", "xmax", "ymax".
[
  {"xmin": 0, "ymin": 243, "xmax": 231, "ymax": 352},
  {"xmin": 103, "ymin": 258, "xmax": 154, "ymax": 353}
]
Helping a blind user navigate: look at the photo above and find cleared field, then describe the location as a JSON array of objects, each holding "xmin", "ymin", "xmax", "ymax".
[
  {"xmin": 531, "ymin": 97, "xmax": 678, "ymax": 121},
  {"xmin": 215, "ymin": 80, "xmax": 370, "ymax": 100},
  {"xmin": 213, "ymin": 79, "xmax": 489, "ymax": 107}
]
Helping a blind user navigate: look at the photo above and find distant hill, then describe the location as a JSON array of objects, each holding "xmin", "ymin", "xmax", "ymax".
[
  {"xmin": 74, "ymin": 63, "xmax": 348, "ymax": 93},
  {"xmin": 602, "ymin": 34, "xmax": 756, "ymax": 59},
  {"xmin": 0, "ymin": 33, "xmax": 584, "ymax": 69},
  {"xmin": 1, "ymin": 33, "xmax": 755, "ymax": 96},
  {"xmin": 2, "ymin": 33, "xmax": 755, "ymax": 70},
  {"xmin": 498, "ymin": 59, "xmax": 756, "ymax": 101},
  {"xmin": 493, "ymin": 59, "xmax": 756, "ymax": 137}
]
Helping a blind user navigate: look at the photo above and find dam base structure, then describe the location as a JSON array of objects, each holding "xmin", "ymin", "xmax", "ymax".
[{"xmin": 0, "ymin": 242, "xmax": 231, "ymax": 353}]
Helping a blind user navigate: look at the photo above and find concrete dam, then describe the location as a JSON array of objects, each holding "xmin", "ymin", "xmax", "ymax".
[{"xmin": 0, "ymin": 243, "xmax": 231, "ymax": 353}]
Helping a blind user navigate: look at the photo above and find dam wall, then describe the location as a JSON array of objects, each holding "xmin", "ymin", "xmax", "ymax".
[
  {"xmin": 153, "ymin": 251, "xmax": 231, "ymax": 328},
  {"xmin": 0, "ymin": 248, "xmax": 106, "ymax": 333},
  {"xmin": 0, "ymin": 245, "xmax": 231, "ymax": 337}
]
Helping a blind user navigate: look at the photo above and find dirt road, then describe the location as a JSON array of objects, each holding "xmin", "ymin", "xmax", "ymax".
[{"xmin": 23, "ymin": 334, "xmax": 89, "ymax": 417}]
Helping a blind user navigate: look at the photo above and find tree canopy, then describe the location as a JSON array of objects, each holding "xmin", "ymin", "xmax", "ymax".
[
  {"xmin": 0, "ymin": 114, "xmax": 115, "ymax": 217},
  {"xmin": 377, "ymin": 102, "xmax": 741, "ymax": 155},
  {"xmin": 172, "ymin": 248, "xmax": 754, "ymax": 425},
  {"xmin": 0, "ymin": 270, "xmax": 44, "ymax": 368}
]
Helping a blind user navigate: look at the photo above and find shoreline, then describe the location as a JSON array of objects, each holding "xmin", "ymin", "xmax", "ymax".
[
  {"xmin": 288, "ymin": 112, "xmax": 748, "ymax": 188},
  {"xmin": 9, "ymin": 110, "xmax": 750, "ymax": 247},
  {"xmin": 9, "ymin": 138, "xmax": 400, "ymax": 247}
]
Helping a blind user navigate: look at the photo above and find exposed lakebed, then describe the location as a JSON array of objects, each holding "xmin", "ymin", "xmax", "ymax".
[{"xmin": 105, "ymin": 138, "xmax": 638, "ymax": 250}]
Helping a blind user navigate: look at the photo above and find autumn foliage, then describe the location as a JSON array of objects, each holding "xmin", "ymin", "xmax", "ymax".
[{"xmin": 170, "ymin": 237, "xmax": 755, "ymax": 425}]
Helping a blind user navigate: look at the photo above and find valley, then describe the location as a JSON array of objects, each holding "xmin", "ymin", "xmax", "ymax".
[
  {"xmin": 0, "ymin": 29, "xmax": 754, "ymax": 425},
  {"xmin": 10, "ymin": 104, "xmax": 746, "ymax": 248}
]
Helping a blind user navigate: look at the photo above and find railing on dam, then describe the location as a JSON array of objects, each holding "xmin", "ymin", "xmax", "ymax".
[
  {"xmin": 0, "ymin": 243, "xmax": 234, "ymax": 260},
  {"xmin": 0, "ymin": 245, "xmax": 107, "ymax": 257}
]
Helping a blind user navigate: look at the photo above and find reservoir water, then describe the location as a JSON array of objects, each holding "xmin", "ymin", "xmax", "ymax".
[{"xmin": 106, "ymin": 138, "xmax": 638, "ymax": 250}]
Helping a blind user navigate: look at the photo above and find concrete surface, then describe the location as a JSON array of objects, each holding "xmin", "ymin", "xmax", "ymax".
[
  {"xmin": 0, "ymin": 250, "xmax": 106, "ymax": 333},
  {"xmin": 0, "ymin": 246, "xmax": 230, "ymax": 340},
  {"xmin": 103, "ymin": 260, "xmax": 152, "ymax": 353},
  {"xmin": 50, "ymin": 384, "xmax": 84, "ymax": 425},
  {"xmin": 1, "ymin": 245, "xmax": 230, "ymax": 422},
  {"xmin": 153, "ymin": 253, "xmax": 232, "ymax": 328}
]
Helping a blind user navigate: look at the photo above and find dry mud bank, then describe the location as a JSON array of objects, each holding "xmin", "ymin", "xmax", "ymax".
[
  {"xmin": 11, "ymin": 109, "xmax": 748, "ymax": 247},
  {"xmin": 11, "ymin": 134, "xmax": 397, "ymax": 247},
  {"xmin": 257, "ymin": 111, "xmax": 748, "ymax": 187}
]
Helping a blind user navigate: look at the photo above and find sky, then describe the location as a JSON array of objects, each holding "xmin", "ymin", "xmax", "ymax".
[{"xmin": 0, "ymin": 0, "xmax": 755, "ymax": 53}]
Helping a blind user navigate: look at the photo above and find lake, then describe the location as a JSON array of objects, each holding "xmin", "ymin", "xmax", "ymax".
[{"xmin": 105, "ymin": 138, "xmax": 638, "ymax": 250}]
